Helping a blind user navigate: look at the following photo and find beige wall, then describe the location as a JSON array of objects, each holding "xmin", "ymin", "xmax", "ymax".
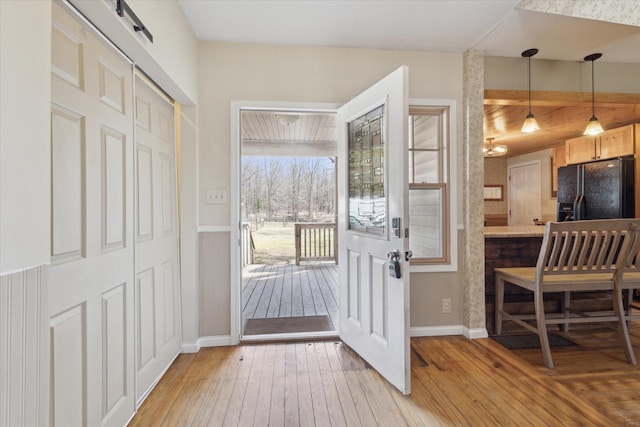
[
  {"xmin": 197, "ymin": 42, "xmax": 467, "ymax": 334},
  {"xmin": 485, "ymin": 57, "xmax": 640, "ymax": 94},
  {"xmin": 484, "ymin": 158, "xmax": 508, "ymax": 216}
]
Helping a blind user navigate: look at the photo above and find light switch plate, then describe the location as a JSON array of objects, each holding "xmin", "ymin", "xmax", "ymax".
[{"xmin": 206, "ymin": 190, "xmax": 227, "ymax": 204}]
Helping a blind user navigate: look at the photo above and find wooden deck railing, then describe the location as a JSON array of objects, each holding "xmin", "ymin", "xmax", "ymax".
[
  {"xmin": 241, "ymin": 222, "xmax": 254, "ymax": 266},
  {"xmin": 295, "ymin": 223, "xmax": 337, "ymax": 266}
]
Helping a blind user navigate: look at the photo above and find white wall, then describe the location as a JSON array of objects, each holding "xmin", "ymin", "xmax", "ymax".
[
  {"xmin": 0, "ymin": 1, "xmax": 52, "ymax": 273},
  {"xmin": 197, "ymin": 42, "xmax": 466, "ymax": 334}
]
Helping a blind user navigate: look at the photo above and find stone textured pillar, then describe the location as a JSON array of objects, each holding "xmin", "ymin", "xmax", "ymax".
[{"xmin": 462, "ymin": 49, "xmax": 486, "ymax": 335}]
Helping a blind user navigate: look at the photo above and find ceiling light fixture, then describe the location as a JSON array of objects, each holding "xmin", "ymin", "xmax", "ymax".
[
  {"xmin": 276, "ymin": 114, "xmax": 300, "ymax": 126},
  {"xmin": 583, "ymin": 53, "xmax": 604, "ymax": 136},
  {"xmin": 484, "ymin": 137, "xmax": 508, "ymax": 157},
  {"xmin": 521, "ymin": 48, "xmax": 540, "ymax": 133}
]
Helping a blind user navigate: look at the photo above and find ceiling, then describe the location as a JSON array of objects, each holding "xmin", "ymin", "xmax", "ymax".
[{"xmin": 178, "ymin": 0, "xmax": 640, "ymax": 157}]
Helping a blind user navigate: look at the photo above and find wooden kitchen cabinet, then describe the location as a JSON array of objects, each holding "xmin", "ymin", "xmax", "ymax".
[{"xmin": 566, "ymin": 124, "xmax": 634, "ymax": 164}]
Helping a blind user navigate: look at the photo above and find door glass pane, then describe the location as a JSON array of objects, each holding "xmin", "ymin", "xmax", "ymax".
[
  {"xmin": 409, "ymin": 188, "xmax": 442, "ymax": 257},
  {"xmin": 348, "ymin": 105, "xmax": 385, "ymax": 235}
]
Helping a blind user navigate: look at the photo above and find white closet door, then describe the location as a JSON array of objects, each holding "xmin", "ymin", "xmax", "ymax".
[
  {"xmin": 50, "ymin": 1, "xmax": 135, "ymax": 426},
  {"xmin": 134, "ymin": 75, "xmax": 182, "ymax": 403}
]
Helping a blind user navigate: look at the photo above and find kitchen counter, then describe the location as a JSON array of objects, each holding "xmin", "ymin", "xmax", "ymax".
[{"xmin": 484, "ymin": 225, "xmax": 546, "ymax": 238}]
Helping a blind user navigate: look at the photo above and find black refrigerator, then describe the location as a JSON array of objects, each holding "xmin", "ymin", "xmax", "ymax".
[{"xmin": 557, "ymin": 156, "xmax": 635, "ymax": 221}]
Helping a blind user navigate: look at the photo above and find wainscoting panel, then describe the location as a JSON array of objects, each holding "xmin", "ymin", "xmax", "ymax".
[{"xmin": 0, "ymin": 265, "xmax": 49, "ymax": 427}]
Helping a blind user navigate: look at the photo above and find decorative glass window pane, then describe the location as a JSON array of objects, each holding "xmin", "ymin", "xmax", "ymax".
[
  {"xmin": 348, "ymin": 105, "xmax": 386, "ymax": 235},
  {"xmin": 409, "ymin": 187, "xmax": 442, "ymax": 258}
]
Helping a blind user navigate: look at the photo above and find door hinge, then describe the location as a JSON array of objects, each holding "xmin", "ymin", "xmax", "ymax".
[{"xmin": 404, "ymin": 228, "xmax": 409, "ymax": 238}]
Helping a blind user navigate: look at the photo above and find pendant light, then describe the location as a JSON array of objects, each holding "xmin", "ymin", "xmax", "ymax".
[
  {"xmin": 484, "ymin": 137, "xmax": 508, "ymax": 157},
  {"xmin": 521, "ymin": 48, "xmax": 540, "ymax": 133},
  {"xmin": 583, "ymin": 53, "xmax": 604, "ymax": 136}
]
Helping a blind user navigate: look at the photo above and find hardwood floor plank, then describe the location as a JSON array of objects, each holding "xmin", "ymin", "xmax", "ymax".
[
  {"xmin": 304, "ymin": 342, "xmax": 332, "ymax": 425},
  {"xmin": 254, "ymin": 268, "xmax": 277, "ymax": 318},
  {"xmin": 283, "ymin": 343, "xmax": 300, "ymax": 426},
  {"xmin": 294, "ymin": 343, "xmax": 316, "ymax": 427},
  {"xmin": 266, "ymin": 344, "xmax": 287, "ymax": 426}
]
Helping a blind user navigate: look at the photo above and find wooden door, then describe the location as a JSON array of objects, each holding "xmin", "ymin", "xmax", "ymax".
[
  {"xmin": 50, "ymin": 1, "xmax": 135, "ymax": 425},
  {"xmin": 508, "ymin": 162, "xmax": 541, "ymax": 225},
  {"xmin": 134, "ymin": 74, "xmax": 182, "ymax": 403},
  {"xmin": 337, "ymin": 66, "xmax": 411, "ymax": 394}
]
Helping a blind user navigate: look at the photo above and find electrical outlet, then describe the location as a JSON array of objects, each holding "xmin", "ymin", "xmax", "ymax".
[
  {"xmin": 441, "ymin": 298, "xmax": 451, "ymax": 314},
  {"xmin": 206, "ymin": 190, "xmax": 227, "ymax": 205}
]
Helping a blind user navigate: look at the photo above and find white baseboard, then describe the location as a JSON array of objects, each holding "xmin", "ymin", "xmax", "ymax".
[
  {"xmin": 463, "ymin": 327, "xmax": 489, "ymax": 339},
  {"xmin": 182, "ymin": 335, "xmax": 233, "ymax": 353},
  {"xmin": 410, "ymin": 325, "xmax": 488, "ymax": 339},
  {"xmin": 410, "ymin": 325, "xmax": 464, "ymax": 337}
]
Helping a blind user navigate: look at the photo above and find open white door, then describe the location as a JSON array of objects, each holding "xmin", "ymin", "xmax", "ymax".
[{"xmin": 337, "ymin": 66, "xmax": 411, "ymax": 394}]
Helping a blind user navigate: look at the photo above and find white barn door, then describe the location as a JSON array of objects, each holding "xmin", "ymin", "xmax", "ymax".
[
  {"xmin": 50, "ymin": 1, "xmax": 135, "ymax": 425},
  {"xmin": 134, "ymin": 74, "xmax": 182, "ymax": 403}
]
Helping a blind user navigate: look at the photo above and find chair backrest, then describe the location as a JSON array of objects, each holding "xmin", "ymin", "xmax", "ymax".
[{"xmin": 536, "ymin": 219, "xmax": 640, "ymax": 281}]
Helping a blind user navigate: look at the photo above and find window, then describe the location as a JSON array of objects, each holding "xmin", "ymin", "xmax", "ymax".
[{"xmin": 408, "ymin": 106, "xmax": 450, "ymax": 265}]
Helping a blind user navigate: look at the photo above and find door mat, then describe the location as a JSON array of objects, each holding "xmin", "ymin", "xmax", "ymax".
[
  {"xmin": 244, "ymin": 315, "xmax": 332, "ymax": 335},
  {"xmin": 491, "ymin": 333, "xmax": 576, "ymax": 350}
]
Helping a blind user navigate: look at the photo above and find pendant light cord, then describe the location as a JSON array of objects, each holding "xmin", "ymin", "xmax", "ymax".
[
  {"xmin": 528, "ymin": 56, "xmax": 532, "ymax": 114},
  {"xmin": 591, "ymin": 59, "xmax": 595, "ymax": 116}
]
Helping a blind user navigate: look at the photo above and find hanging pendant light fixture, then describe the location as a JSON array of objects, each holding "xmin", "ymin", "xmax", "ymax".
[
  {"xmin": 484, "ymin": 137, "xmax": 508, "ymax": 157},
  {"xmin": 583, "ymin": 53, "xmax": 604, "ymax": 136},
  {"xmin": 521, "ymin": 48, "xmax": 540, "ymax": 133}
]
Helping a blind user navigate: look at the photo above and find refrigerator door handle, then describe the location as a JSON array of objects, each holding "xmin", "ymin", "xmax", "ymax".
[{"xmin": 574, "ymin": 195, "xmax": 584, "ymax": 220}]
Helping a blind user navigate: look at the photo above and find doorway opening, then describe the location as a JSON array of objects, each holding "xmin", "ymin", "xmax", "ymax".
[{"xmin": 239, "ymin": 109, "xmax": 339, "ymax": 339}]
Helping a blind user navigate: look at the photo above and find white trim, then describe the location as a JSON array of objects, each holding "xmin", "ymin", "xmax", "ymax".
[
  {"xmin": 463, "ymin": 327, "xmax": 489, "ymax": 339},
  {"xmin": 197, "ymin": 225, "xmax": 232, "ymax": 233},
  {"xmin": 408, "ymin": 98, "xmax": 458, "ymax": 273},
  {"xmin": 410, "ymin": 325, "xmax": 488, "ymax": 339},
  {"xmin": 241, "ymin": 331, "xmax": 338, "ymax": 343},
  {"xmin": 410, "ymin": 325, "xmax": 464, "ymax": 337},
  {"xmin": 198, "ymin": 335, "xmax": 234, "ymax": 348},
  {"xmin": 181, "ymin": 342, "xmax": 200, "ymax": 353},
  {"xmin": 230, "ymin": 100, "xmax": 341, "ymax": 346}
]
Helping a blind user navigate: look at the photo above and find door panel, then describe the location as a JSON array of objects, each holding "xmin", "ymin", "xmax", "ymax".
[
  {"xmin": 337, "ymin": 66, "xmax": 411, "ymax": 394},
  {"xmin": 134, "ymin": 75, "xmax": 182, "ymax": 403},
  {"xmin": 50, "ymin": 2, "xmax": 135, "ymax": 426},
  {"xmin": 508, "ymin": 162, "xmax": 541, "ymax": 225}
]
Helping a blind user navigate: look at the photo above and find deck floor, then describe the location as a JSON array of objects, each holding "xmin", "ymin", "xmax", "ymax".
[{"xmin": 242, "ymin": 263, "xmax": 338, "ymax": 333}]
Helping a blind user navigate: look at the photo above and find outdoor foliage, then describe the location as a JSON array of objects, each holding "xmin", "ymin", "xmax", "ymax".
[{"xmin": 242, "ymin": 157, "xmax": 336, "ymax": 224}]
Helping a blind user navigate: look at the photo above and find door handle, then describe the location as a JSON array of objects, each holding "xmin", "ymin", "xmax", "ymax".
[{"xmin": 405, "ymin": 250, "xmax": 413, "ymax": 261}]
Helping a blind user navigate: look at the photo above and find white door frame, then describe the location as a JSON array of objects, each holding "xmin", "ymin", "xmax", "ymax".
[{"xmin": 229, "ymin": 101, "xmax": 340, "ymax": 344}]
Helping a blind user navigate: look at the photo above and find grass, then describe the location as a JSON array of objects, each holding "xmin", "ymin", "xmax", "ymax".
[{"xmin": 251, "ymin": 222, "xmax": 295, "ymax": 264}]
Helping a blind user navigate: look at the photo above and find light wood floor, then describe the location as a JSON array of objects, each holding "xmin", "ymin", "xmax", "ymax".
[
  {"xmin": 242, "ymin": 263, "xmax": 338, "ymax": 331},
  {"xmin": 130, "ymin": 322, "xmax": 640, "ymax": 426}
]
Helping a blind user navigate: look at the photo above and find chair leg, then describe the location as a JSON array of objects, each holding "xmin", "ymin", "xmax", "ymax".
[
  {"xmin": 561, "ymin": 291, "xmax": 570, "ymax": 333},
  {"xmin": 613, "ymin": 285, "xmax": 637, "ymax": 365},
  {"xmin": 495, "ymin": 275, "xmax": 505, "ymax": 335},
  {"xmin": 535, "ymin": 289, "xmax": 554, "ymax": 369}
]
